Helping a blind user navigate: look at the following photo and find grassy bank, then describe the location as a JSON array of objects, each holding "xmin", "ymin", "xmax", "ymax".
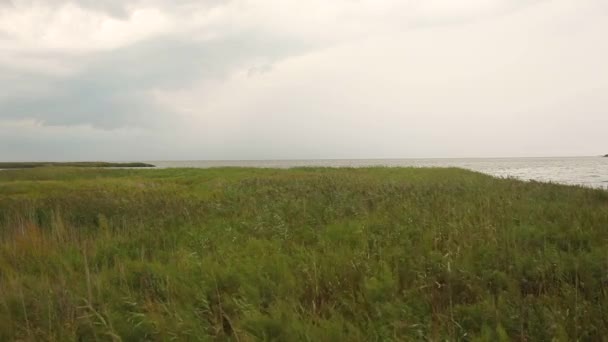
[
  {"xmin": 0, "ymin": 167, "xmax": 607, "ymax": 341},
  {"xmin": 0, "ymin": 162, "xmax": 155, "ymax": 169}
]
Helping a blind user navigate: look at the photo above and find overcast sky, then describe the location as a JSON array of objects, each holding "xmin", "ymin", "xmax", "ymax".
[{"xmin": 1, "ymin": 0, "xmax": 606, "ymax": 161}]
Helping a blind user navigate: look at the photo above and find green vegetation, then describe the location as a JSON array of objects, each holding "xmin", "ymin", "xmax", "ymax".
[
  {"xmin": 0, "ymin": 162, "xmax": 154, "ymax": 169},
  {"xmin": 0, "ymin": 167, "xmax": 607, "ymax": 341}
]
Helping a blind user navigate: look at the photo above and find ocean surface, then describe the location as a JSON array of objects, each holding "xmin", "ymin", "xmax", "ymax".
[{"xmin": 150, "ymin": 157, "xmax": 608, "ymax": 190}]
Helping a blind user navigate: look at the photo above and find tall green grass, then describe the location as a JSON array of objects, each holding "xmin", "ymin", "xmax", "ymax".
[{"xmin": 0, "ymin": 167, "xmax": 607, "ymax": 341}]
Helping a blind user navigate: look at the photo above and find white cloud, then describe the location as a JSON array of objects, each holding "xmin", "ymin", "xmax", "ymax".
[
  {"xmin": 0, "ymin": 0, "xmax": 606, "ymax": 160},
  {"xmin": 157, "ymin": 0, "xmax": 608, "ymax": 159},
  {"xmin": 0, "ymin": 3, "xmax": 170, "ymax": 52}
]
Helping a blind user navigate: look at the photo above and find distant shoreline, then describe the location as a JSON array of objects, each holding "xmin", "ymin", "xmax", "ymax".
[{"xmin": 0, "ymin": 162, "xmax": 155, "ymax": 169}]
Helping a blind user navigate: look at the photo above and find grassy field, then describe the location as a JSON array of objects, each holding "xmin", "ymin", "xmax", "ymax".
[
  {"xmin": 0, "ymin": 167, "xmax": 607, "ymax": 341},
  {"xmin": 0, "ymin": 162, "xmax": 154, "ymax": 169}
]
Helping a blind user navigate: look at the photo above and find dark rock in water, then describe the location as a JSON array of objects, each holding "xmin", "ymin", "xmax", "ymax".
[{"xmin": 604, "ymin": 154, "xmax": 608, "ymax": 157}]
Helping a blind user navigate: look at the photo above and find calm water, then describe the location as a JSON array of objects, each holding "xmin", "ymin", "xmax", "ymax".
[{"xmin": 150, "ymin": 157, "xmax": 608, "ymax": 189}]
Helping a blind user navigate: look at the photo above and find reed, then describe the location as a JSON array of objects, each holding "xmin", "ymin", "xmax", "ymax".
[{"xmin": 0, "ymin": 167, "xmax": 606, "ymax": 340}]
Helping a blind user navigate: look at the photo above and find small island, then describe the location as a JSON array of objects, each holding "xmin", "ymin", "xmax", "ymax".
[
  {"xmin": 604, "ymin": 154, "xmax": 608, "ymax": 157},
  {"xmin": 0, "ymin": 162, "xmax": 155, "ymax": 169}
]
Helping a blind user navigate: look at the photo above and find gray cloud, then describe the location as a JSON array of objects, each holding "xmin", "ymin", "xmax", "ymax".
[
  {"xmin": 0, "ymin": 0, "xmax": 547, "ymax": 129},
  {"xmin": 1, "ymin": 0, "xmax": 606, "ymax": 160},
  {"xmin": 0, "ymin": 29, "xmax": 315, "ymax": 128},
  {"xmin": 0, "ymin": 0, "xmax": 227, "ymax": 16}
]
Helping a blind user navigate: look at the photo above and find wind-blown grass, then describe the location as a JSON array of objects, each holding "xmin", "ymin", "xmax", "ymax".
[{"xmin": 0, "ymin": 167, "xmax": 607, "ymax": 341}]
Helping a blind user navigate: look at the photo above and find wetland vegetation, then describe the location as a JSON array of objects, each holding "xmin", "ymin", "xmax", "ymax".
[{"xmin": 0, "ymin": 167, "xmax": 607, "ymax": 341}]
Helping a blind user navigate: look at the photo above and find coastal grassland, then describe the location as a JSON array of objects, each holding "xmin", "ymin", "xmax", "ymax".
[
  {"xmin": 0, "ymin": 167, "xmax": 607, "ymax": 341},
  {"xmin": 0, "ymin": 162, "xmax": 154, "ymax": 169}
]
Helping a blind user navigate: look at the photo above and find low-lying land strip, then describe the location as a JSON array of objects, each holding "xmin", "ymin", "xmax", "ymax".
[
  {"xmin": 0, "ymin": 162, "xmax": 155, "ymax": 169},
  {"xmin": 0, "ymin": 167, "xmax": 606, "ymax": 340}
]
